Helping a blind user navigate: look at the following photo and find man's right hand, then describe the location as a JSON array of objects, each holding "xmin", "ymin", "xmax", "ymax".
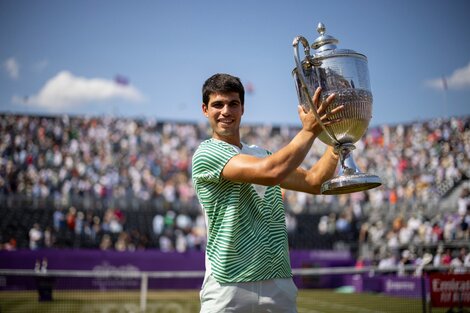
[{"xmin": 298, "ymin": 87, "xmax": 344, "ymax": 137}]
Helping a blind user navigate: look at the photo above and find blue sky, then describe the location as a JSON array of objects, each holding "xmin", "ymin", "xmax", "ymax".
[{"xmin": 1, "ymin": 0, "xmax": 469, "ymax": 127}]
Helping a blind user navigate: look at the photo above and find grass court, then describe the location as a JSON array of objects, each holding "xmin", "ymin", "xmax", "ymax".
[{"xmin": 0, "ymin": 289, "xmax": 453, "ymax": 313}]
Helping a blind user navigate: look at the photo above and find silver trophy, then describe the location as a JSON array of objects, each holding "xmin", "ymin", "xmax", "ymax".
[{"xmin": 292, "ymin": 22, "xmax": 381, "ymax": 194}]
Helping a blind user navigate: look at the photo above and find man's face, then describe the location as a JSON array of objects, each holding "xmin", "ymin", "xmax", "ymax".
[{"xmin": 202, "ymin": 91, "xmax": 244, "ymax": 143}]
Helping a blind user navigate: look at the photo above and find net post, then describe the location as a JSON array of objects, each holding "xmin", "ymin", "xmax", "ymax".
[
  {"xmin": 421, "ymin": 272, "xmax": 427, "ymax": 313},
  {"xmin": 140, "ymin": 272, "xmax": 148, "ymax": 313}
]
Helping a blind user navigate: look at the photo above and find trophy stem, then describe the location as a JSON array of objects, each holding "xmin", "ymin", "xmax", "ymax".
[
  {"xmin": 336, "ymin": 143, "xmax": 360, "ymax": 176},
  {"xmin": 321, "ymin": 143, "xmax": 382, "ymax": 195}
]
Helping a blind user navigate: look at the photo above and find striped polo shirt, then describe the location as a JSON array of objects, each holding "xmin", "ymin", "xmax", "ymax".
[{"xmin": 192, "ymin": 138, "xmax": 292, "ymax": 284}]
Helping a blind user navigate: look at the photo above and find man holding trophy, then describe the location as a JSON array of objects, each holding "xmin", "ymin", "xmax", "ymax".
[
  {"xmin": 192, "ymin": 73, "xmax": 342, "ymax": 312},
  {"xmin": 192, "ymin": 22, "xmax": 380, "ymax": 312}
]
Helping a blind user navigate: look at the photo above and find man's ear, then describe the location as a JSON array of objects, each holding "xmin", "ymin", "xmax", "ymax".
[{"xmin": 202, "ymin": 103, "xmax": 208, "ymax": 117}]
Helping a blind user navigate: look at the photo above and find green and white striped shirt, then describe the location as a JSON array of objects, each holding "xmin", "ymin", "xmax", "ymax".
[{"xmin": 192, "ymin": 138, "xmax": 292, "ymax": 283}]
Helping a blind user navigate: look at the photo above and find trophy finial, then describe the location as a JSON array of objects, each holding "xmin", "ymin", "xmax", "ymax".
[
  {"xmin": 312, "ymin": 22, "xmax": 338, "ymax": 51},
  {"xmin": 317, "ymin": 22, "xmax": 326, "ymax": 35}
]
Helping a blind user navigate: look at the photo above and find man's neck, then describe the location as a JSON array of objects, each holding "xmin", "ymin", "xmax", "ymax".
[{"xmin": 212, "ymin": 134, "xmax": 242, "ymax": 149}]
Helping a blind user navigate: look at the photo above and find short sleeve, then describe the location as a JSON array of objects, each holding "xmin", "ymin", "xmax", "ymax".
[{"xmin": 192, "ymin": 139, "xmax": 239, "ymax": 183}]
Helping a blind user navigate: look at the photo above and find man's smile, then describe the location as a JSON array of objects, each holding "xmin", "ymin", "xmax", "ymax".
[{"xmin": 218, "ymin": 118, "xmax": 234, "ymax": 125}]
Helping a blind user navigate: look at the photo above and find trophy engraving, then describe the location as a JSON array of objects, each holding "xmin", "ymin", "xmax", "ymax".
[{"xmin": 292, "ymin": 22, "xmax": 382, "ymax": 194}]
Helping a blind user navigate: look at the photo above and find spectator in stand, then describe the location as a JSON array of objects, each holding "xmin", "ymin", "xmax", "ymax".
[
  {"xmin": 44, "ymin": 226, "xmax": 54, "ymax": 248},
  {"xmin": 397, "ymin": 249, "xmax": 413, "ymax": 276},
  {"xmin": 28, "ymin": 223, "xmax": 43, "ymax": 250},
  {"xmin": 398, "ymin": 221, "xmax": 413, "ymax": 246},
  {"xmin": 443, "ymin": 217, "xmax": 456, "ymax": 241},
  {"xmin": 99, "ymin": 234, "xmax": 112, "ymax": 251},
  {"xmin": 458, "ymin": 214, "xmax": 469, "ymax": 240},
  {"xmin": 433, "ymin": 246, "xmax": 444, "ymax": 268},
  {"xmin": 102, "ymin": 207, "xmax": 124, "ymax": 234},
  {"xmin": 458, "ymin": 187, "xmax": 470, "ymax": 217},
  {"xmin": 450, "ymin": 247, "xmax": 468, "ymax": 273},
  {"xmin": 464, "ymin": 249, "xmax": 470, "ymax": 269},
  {"xmin": 159, "ymin": 229, "xmax": 173, "ymax": 252},
  {"xmin": 152, "ymin": 214, "xmax": 164, "ymax": 237},
  {"xmin": 336, "ymin": 212, "xmax": 351, "ymax": 233},
  {"xmin": 378, "ymin": 251, "xmax": 397, "ymax": 269},
  {"xmin": 318, "ymin": 215, "xmax": 329, "ymax": 235},
  {"xmin": 115, "ymin": 232, "xmax": 132, "ymax": 251},
  {"xmin": 66, "ymin": 206, "xmax": 77, "ymax": 232},
  {"xmin": 386, "ymin": 230, "xmax": 400, "ymax": 254},
  {"xmin": 53, "ymin": 208, "xmax": 65, "ymax": 232},
  {"xmin": 2, "ymin": 237, "xmax": 17, "ymax": 251},
  {"xmin": 431, "ymin": 222, "xmax": 444, "ymax": 243},
  {"xmin": 74, "ymin": 211, "xmax": 85, "ymax": 236},
  {"xmin": 441, "ymin": 248, "xmax": 452, "ymax": 266}
]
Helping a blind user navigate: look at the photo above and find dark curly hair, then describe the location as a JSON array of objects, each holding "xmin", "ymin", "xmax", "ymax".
[{"xmin": 202, "ymin": 73, "xmax": 245, "ymax": 106}]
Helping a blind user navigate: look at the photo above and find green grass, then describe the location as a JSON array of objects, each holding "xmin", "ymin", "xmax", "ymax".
[{"xmin": 0, "ymin": 289, "xmax": 452, "ymax": 313}]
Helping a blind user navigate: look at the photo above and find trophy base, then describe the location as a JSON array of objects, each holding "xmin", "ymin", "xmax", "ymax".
[{"xmin": 321, "ymin": 173, "xmax": 382, "ymax": 195}]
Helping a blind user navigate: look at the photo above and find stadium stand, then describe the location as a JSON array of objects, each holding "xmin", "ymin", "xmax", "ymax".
[{"xmin": 0, "ymin": 113, "xmax": 469, "ymax": 267}]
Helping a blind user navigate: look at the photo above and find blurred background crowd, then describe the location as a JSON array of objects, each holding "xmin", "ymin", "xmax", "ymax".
[{"xmin": 0, "ymin": 113, "xmax": 469, "ymax": 271}]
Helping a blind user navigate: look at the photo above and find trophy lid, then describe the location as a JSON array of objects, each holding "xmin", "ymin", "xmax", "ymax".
[{"xmin": 311, "ymin": 22, "xmax": 338, "ymax": 52}]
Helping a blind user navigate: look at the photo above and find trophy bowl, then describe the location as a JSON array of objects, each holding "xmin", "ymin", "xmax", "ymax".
[{"xmin": 292, "ymin": 23, "xmax": 382, "ymax": 195}]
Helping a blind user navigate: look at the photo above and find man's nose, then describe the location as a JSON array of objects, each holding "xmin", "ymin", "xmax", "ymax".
[{"xmin": 221, "ymin": 104, "xmax": 231, "ymax": 114}]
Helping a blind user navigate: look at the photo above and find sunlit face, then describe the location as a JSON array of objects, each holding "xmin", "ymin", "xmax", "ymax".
[{"xmin": 202, "ymin": 92, "xmax": 244, "ymax": 146}]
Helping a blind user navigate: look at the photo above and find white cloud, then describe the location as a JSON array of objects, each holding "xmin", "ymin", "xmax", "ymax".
[
  {"xmin": 3, "ymin": 57, "xmax": 19, "ymax": 80},
  {"xmin": 425, "ymin": 62, "xmax": 470, "ymax": 91},
  {"xmin": 13, "ymin": 71, "xmax": 145, "ymax": 110}
]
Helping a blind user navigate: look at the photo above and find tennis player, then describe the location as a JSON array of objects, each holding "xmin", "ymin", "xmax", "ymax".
[{"xmin": 192, "ymin": 73, "xmax": 343, "ymax": 312}]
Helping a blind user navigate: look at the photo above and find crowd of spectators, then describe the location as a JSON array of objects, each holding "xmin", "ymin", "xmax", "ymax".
[
  {"xmin": 0, "ymin": 115, "xmax": 201, "ymax": 207},
  {"xmin": 356, "ymin": 185, "xmax": 470, "ymax": 269},
  {"xmin": 21, "ymin": 205, "xmax": 207, "ymax": 253},
  {"xmin": 0, "ymin": 113, "xmax": 469, "ymax": 268}
]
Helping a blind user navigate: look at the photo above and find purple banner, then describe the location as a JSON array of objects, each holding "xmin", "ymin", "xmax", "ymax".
[
  {"xmin": 352, "ymin": 274, "xmax": 427, "ymax": 298},
  {"xmin": 0, "ymin": 249, "xmax": 205, "ymax": 290},
  {"xmin": 0, "ymin": 249, "xmax": 354, "ymax": 290},
  {"xmin": 290, "ymin": 250, "xmax": 355, "ymax": 289},
  {"xmin": 383, "ymin": 276, "xmax": 427, "ymax": 298}
]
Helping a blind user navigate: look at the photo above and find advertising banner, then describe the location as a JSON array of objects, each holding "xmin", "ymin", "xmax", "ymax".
[
  {"xmin": 0, "ymin": 249, "xmax": 353, "ymax": 290},
  {"xmin": 383, "ymin": 276, "xmax": 426, "ymax": 298},
  {"xmin": 429, "ymin": 273, "xmax": 470, "ymax": 308}
]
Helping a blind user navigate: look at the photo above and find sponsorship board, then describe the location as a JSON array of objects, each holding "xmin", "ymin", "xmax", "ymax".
[
  {"xmin": 383, "ymin": 276, "xmax": 425, "ymax": 298},
  {"xmin": 0, "ymin": 249, "xmax": 353, "ymax": 290},
  {"xmin": 429, "ymin": 273, "xmax": 470, "ymax": 307}
]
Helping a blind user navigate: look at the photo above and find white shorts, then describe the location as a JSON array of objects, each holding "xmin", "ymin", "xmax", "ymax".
[{"xmin": 199, "ymin": 274, "xmax": 298, "ymax": 313}]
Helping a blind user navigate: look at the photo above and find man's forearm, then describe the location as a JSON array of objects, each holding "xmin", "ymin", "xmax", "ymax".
[
  {"xmin": 305, "ymin": 146, "xmax": 339, "ymax": 186},
  {"xmin": 263, "ymin": 129, "xmax": 317, "ymax": 185}
]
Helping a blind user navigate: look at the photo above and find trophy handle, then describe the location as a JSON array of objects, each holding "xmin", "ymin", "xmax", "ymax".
[{"xmin": 293, "ymin": 36, "xmax": 340, "ymax": 146}]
